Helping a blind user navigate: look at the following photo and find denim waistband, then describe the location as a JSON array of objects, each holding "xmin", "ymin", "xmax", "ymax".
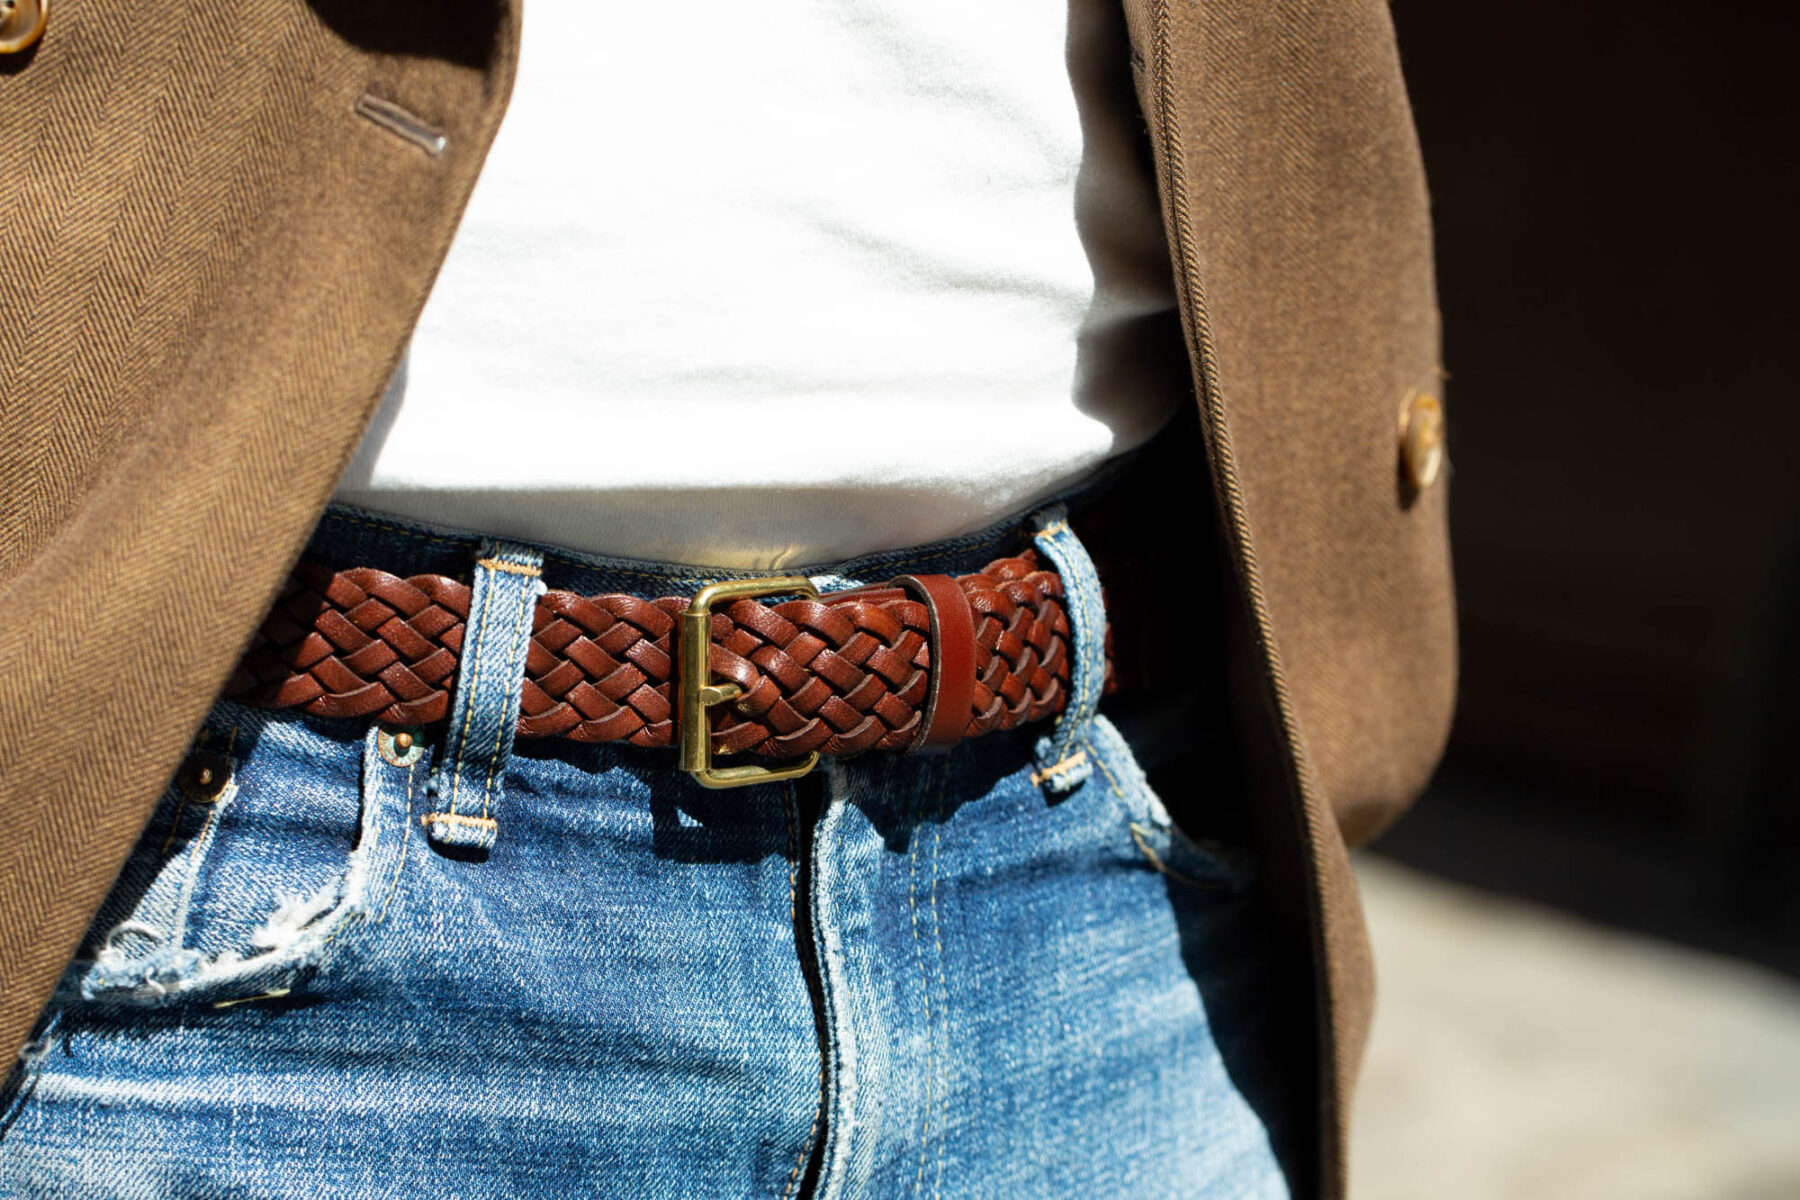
[{"xmin": 307, "ymin": 502, "xmax": 1046, "ymax": 599}]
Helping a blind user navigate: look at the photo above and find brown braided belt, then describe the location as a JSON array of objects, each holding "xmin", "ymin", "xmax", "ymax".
[{"xmin": 226, "ymin": 550, "xmax": 1107, "ymax": 786}]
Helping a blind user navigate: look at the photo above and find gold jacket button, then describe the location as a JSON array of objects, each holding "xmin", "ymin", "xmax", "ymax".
[
  {"xmin": 1399, "ymin": 392, "xmax": 1445, "ymax": 491},
  {"xmin": 0, "ymin": 0, "xmax": 48, "ymax": 54}
]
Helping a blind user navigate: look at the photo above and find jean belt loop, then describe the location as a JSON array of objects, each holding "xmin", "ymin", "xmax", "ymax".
[
  {"xmin": 1029, "ymin": 504, "xmax": 1104, "ymax": 795},
  {"xmin": 422, "ymin": 539, "xmax": 546, "ymax": 852}
]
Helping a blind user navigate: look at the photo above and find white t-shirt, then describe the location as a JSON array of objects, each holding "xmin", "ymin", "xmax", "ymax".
[{"xmin": 333, "ymin": 1, "xmax": 1177, "ymax": 569}]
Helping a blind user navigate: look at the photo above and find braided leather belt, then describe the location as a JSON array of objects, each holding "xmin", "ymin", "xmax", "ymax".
[{"xmin": 225, "ymin": 551, "xmax": 1107, "ymax": 787}]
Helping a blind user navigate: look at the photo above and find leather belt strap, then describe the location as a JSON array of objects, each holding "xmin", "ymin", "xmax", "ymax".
[{"xmin": 225, "ymin": 551, "xmax": 1110, "ymax": 760}]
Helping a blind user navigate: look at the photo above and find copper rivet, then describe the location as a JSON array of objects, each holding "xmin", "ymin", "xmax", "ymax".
[
  {"xmin": 182, "ymin": 753, "xmax": 229, "ymax": 802},
  {"xmin": 379, "ymin": 725, "xmax": 423, "ymax": 767}
]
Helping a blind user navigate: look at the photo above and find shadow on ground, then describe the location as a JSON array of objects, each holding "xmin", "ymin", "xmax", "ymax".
[{"xmin": 1372, "ymin": 764, "xmax": 1800, "ymax": 982}]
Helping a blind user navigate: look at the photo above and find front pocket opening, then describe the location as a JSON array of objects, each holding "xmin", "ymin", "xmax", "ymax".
[
  {"xmin": 68, "ymin": 720, "xmax": 403, "ymax": 1009},
  {"xmin": 1081, "ymin": 714, "xmax": 1257, "ymax": 892},
  {"xmin": 78, "ymin": 824, "xmax": 382, "ymax": 1007}
]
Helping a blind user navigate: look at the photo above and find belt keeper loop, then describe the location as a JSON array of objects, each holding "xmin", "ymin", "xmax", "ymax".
[{"xmin": 895, "ymin": 574, "xmax": 977, "ymax": 755}]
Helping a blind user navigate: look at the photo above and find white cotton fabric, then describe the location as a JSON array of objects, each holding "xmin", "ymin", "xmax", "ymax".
[{"xmin": 333, "ymin": 1, "xmax": 1178, "ymax": 569}]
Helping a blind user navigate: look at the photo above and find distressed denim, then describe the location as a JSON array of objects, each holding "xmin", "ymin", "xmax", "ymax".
[{"xmin": 0, "ymin": 505, "xmax": 1293, "ymax": 1199}]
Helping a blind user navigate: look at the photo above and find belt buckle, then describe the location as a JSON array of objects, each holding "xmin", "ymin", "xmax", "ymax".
[{"xmin": 679, "ymin": 575, "xmax": 822, "ymax": 789}]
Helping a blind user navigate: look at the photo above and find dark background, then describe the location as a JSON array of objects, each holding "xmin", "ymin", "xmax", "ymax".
[{"xmin": 1379, "ymin": 2, "xmax": 1800, "ymax": 975}]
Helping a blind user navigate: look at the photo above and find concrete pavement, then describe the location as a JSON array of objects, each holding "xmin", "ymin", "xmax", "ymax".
[{"xmin": 1352, "ymin": 859, "xmax": 1800, "ymax": 1200}]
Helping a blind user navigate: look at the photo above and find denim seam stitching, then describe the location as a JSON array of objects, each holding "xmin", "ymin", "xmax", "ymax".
[
  {"xmin": 1029, "ymin": 507, "xmax": 1104, "ymax": 770},
  {"xmin": 1030, "ymin": 749, "xmax": 1089, "ymax": 786},
  {"xmin": 907, "ymin": 797, "xmax": 934, "ymax": 1198},
  {"xmin": 424, "ymin": 812, "xmax": 497, "ymax": 832},
  {"xmin": 159, "ymin": 725, "xmax": 213, "ymax": 855},
  {"xmin": 779, "ymin": 785, "xmax": 822, "ymax": 1200},
  {"xmin": 311, "ymin": 731, "xmax": 400, "ymax": 959},
  {"xmin": 324, "ymin": 509, "xmax": 1027, "ymax": 586},
  {"xmin": 1085, "ymin": 735, "xmax": 1125, "ymax": 802},
  {"xmin": 1127, "ymin": 823, "xmax": 1227, "ymax": 891},
  {"xmin": 157, "ymin": 791, "xmax": 191, "ymax": 857},
  {"xmin": 815, "ymin": 774, "xmax": 856, "ymax": 1200},
  {"xmin": 166, "ymin": 748, "xmax": 240, "ymax": 952},
  {"xmin": 327, "ymin": 511, "xmax": 752, "ymax": 584},
  {"xmin": 331, "ymin": 511, "xmax": 468, "ymax": 550},
  {"xmin": 164, "ymin": 799, "xmax": 222, "ymax": 951},
  {"xmin": 784, "ymin": 788, "xmax": 800, "ymax": 931},
  {"xmin": 1089, "ymin": 726, "xmax": 1249, "ymax": 891},
  {"xmin": 828, "ymin": 525, "xmax": 1019, "ymax": 578},
  {"xmin": 474, "ymin": 555, "xmax": 542, "ymax": 578},
  {"xmin": 158, "ymin": 724, "xmax": 235, "ymax": 854},
  {"xmin": 479, "ymin": 576, "xmax": 539, "ymax": 820},
  {"xmin": 374, "ymin": 762, "xmax": 416, "ymax": 926},
  {"xmin": 444, "ymin": 561, "xmax": 502, "ymax": 816},
  {"xmin": 928, "ymin": 769, "xmax": 949, "ymax": 1200}
]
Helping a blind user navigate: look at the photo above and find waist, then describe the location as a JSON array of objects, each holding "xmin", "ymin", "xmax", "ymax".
[{"xmin": 328, "ymin": 358, "xmax": 1172, "ymax": 569}]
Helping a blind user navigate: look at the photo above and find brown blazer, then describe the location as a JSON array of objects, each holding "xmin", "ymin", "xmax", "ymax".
[{"xmin": 0, "ymin": 2, "xmax": 1453, "ymax": 1195}]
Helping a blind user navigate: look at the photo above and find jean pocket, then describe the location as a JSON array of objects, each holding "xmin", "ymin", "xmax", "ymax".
[
  {"xmin": 64, "ymin": 703, "xmax": 412, "ymax": 1009},
  {"xmin": 1078, "ymin": 714, "xmax": 1256, "ymax": 892}
]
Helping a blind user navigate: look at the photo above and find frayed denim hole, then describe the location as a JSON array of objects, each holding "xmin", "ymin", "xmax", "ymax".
[
  {"xmin": 61, "ymin": 758, "xmax": 244, "ymax": 1004},
  {"xmin": 73, "ymin": 720, "xmax": 398, "ymax": 1009},
  {"xmin": 101, "ymin": 729, "xmax": 246, "ymax": 948},
  {"xmin": 180, "ymin": 717, "xmax": 365, "ymax": 957}
]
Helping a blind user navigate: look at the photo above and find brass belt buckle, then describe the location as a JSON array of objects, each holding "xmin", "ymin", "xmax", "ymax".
[{"xmin": 679, "ymin": 575, "xmax": 822, "ymax": 789}]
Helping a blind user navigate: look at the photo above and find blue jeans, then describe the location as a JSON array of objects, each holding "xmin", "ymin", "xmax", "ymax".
[{"xmin": 0, "ymin": 505, "xmax": 1293, "ymax": 1198}]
